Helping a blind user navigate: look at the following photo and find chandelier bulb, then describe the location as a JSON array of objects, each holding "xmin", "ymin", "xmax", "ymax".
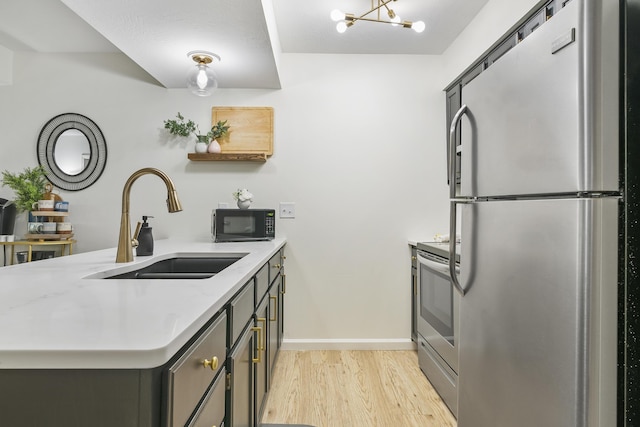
[
  {"xmin": 336, "ymin": 21, "xmax": 348, "ymax": 33},
  {"xmin": 412, "ymin": 20, "xmax": 426, "ymax": 33},
  {"xmin": 331, "ymin": 9, "xmax": 345, "ymax": 22}
]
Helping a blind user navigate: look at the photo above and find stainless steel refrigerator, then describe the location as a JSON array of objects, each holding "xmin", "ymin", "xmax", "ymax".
[{"xmin": 445, "ymin": 0, "xmax": 627, "ymax": 425}]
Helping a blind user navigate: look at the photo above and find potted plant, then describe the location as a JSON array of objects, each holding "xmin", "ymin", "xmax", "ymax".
[
  {"xmin": 163, "ymin": 113, "xmax": 230, "ymax": 154},
  {"xmin": 207, "ymin": 120, "xmax": 230, "ymax": 153},
  {"xmin": 1, "ymin": 166, "xmax": 48, "ymax": 213}
]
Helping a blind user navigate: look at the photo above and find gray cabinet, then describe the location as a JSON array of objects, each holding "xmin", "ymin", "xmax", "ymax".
[
  {"xmin": 0, "ymin": 245, "xmax": 286, "ymax": 427},
  {"xmin": 227, "ymin": 247, "xmax": 286, "ymax": 427},
  {"xmin": 0, "ymin": 368, "xmax": 162, "ymax": 427},
  {"xmin": 189, "ymin": 367, "xmax": 227, "ymax": 427},
  {"xmin": 227, "ymin": 321, "xmax": 257, "ymax": 427},
  {"xmin": 410, "ymin": 246, "xmax": 417, "ymax": 342},
  {"xmin": 166, "ymin": 312, "xmax": 227, "ymax": 427},
  {"xmin": 255, "ymin": 297, "xmax": 269, "ymax": 420}
]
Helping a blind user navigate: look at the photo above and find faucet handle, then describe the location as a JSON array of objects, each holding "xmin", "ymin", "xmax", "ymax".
[{"xmin": 132, "ymin": 221, "xmax": 142, "ymax": 248}]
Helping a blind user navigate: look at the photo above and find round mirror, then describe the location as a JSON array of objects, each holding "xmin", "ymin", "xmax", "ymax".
[
  {"xmin": 37, "ymin": 113, "xmax": 107, "ymax": 191},
  {"xmin": 53, "ymin": 129, "xmax": 91, "ymax": 176}
]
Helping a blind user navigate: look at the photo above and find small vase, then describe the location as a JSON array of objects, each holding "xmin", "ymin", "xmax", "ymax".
[
  {"xmin": 195, "ymin": 135, "xmax": 209, "ymax": 153},
  {"xmin": 207, "ymin": 139, "xmax": 221, "ymax": 153},
  {"xmin": 237, "ymin": 200, "xmax": 251, "ymax": 209}
]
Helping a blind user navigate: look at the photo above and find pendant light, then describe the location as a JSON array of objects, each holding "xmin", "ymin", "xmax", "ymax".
[{"xmin": 186, "ymin": 51, "xmax": 220, "ymax": 97}]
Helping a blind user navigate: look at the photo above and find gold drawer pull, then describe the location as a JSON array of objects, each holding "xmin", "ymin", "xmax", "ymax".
[
  {"xmin": 272, "ymin": 263, "xmax": 281, "ymax": 269},
  {"xmin": 202, "ymin": 356, "xmax": 218, "ymax": 371},
  {"xmin": 270, "ymin": 295, "xmax": 277, "ymax": 321},
  {"xmin": 251, "ymin": 326, "xmax": 263, "ymax": 363}
]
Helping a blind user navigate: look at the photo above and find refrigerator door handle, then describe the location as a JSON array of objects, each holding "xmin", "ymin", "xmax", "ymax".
[
  {"xmin": 448, "ymin": 104, "xmax": 467, "ymax": 199},
  {"xmin": 449, "ymin": 200, "xmax": 465, "ymax": 296},
  {"xmin": 448, "ymin": 104, "xmax": 467, "ymax": 296}
]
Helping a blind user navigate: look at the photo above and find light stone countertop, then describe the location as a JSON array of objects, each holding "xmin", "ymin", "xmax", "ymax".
[{"xmin": 0, "ymin": 238, "xmax": 286, "ymax": 370}]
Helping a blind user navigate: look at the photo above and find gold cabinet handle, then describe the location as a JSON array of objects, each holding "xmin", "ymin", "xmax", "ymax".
[
  {"xmin": 270, "ymin": 295, "xmax": 278, "ymax": 322},
  {"xmin": 272, "ymin": 263, "xmax": 281, "ymax": 269},
  {"xmin": 257, "ymin": 317, "xmax": 267, "ymax": 351},
  {"xmin": 251, "ymin": 326, "xmax": 263, "ymax": 363},
  {"xmin": 202, "ymin": 356, "xmax": 218, "ymax": 371},
  {"xmin": 411, "ymin": 256, "xmax": 417, "ymax": 261}
]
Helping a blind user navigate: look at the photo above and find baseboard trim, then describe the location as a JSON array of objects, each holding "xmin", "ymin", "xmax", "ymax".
[{"xmin": 281, "ymin": 338, "xmax": 416, "ymax": 351}]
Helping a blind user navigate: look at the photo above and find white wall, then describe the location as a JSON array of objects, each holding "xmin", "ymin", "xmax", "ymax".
[{"xmin": 0, "ymin": 51, "xmax": 448, "ymax": 347}]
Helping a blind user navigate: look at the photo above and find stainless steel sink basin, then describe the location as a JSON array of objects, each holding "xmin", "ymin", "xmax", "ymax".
[{"xmin": 97, "ymin": 255, "xmax": 245, "ymax": 279}]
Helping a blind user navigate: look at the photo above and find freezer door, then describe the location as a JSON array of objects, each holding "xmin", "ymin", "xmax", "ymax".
[
  {"xmin": 458, "ymin": 0, "xmax": 619, "ymax": 197},
  {"xmin": 457, "ymin": 197, "xmax": 618, "ymax": 427}
]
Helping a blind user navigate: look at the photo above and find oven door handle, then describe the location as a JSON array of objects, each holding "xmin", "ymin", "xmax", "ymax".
[{"xmin": 416, "ymin": 252, "xmax": 459, "ymax": 277}]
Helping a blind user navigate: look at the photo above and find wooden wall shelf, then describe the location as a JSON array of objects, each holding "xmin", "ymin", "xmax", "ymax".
[
  {"xmin": 187, "ymin": 153, "xmax": 267, "ymax": 162},
  {"xmin": 31, "ymin": 211, "xmax": 69, "ymax": 217}
]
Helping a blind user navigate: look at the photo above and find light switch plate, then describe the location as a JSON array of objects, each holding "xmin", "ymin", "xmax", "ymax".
[{"xmin": 279, "ymin": 202, "xmax": 296, "ymax": 218}]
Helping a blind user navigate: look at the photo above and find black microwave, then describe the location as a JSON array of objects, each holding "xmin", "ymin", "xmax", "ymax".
[{"xmin": 212, "ymin": 209, "xmax": 276, "ymax": 242}]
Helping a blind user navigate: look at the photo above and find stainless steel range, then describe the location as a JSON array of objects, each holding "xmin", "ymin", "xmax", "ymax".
[{"xmin": 415, "ymin": 241, "xmax": 459, "ymax": 417}]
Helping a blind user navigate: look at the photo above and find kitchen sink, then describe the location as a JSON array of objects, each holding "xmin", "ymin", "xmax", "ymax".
[{"xmin": 93, "ymin": 254, "xmax": 246, "ymax": 280}]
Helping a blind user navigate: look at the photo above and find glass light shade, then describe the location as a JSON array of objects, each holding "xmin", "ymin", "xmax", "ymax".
[
  {"xmin": 412, "ymin": 20, "xmax": 426, "ymax": 33},
  {"xmin": 330, "ymin": 9, "xmax": 345, "ymax": 22},
  {"xmin": 186, "ymin": 63, "xmax": 218, "ymax": 97},
  {"xmin": 336, "ymin": 21, "xmax": 348, "ymax": 33},
  {"xmin": 390, "ymin": 15, "xmax": 401, "ymax": 26}
]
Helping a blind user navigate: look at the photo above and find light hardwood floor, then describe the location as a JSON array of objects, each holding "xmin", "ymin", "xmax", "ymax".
[{"xmin": 261, "ymin": 350, "xmax": 456, "ymax": 427}]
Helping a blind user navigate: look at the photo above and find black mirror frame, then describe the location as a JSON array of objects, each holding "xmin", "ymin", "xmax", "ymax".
[{"xmin": 37, "ymin": 113, "xmax": 107, "ymax": 191}]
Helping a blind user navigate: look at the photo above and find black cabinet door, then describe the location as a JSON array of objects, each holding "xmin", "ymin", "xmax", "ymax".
[
  {"xmin": 227, "ymin": 323, "xmax": 255, "ymax": 427},
  {"xmin": 255, "ymin": 298, "xmax": 269, "ymax": 421}
]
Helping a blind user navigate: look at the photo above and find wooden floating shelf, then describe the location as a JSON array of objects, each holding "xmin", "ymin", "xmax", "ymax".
[
  {"xmin": 31, "ymin": 211, "xmax": 69, "ymax": 217},
  {"xmin": 188, "ymin": 153, "xmax": 268, "ymax": 162},
  {"xmin": 23, "ymin": 234, "xmax": 75, "ymax": 241}
]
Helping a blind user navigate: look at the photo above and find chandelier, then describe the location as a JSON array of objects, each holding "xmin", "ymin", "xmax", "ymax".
[{"xmin": 331, "ymin": 0, "xmax": 425, "ymax": 33}]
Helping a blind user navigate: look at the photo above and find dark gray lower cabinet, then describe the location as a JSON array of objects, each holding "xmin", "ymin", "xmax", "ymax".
[
  {"xmin": 255, "ymin": 297, "xmax": 269, "ymax": 420},
  {"xmin": 189, "ymin": 367, "xmax": 227, "ymax": 427},
  {"xmin": 167, "ymin": 312, "xmax": 227, "ymax": 426},
  {"xmin": 411, "ymin": 246, "xmax": 417, "ymax": 342},
  {"xmin": 0, "ymin": 368, "xmax": 163, "ymax": 427},
  {"xmin": 268, "ymin": 275, "xmax": 285, "ymax": 382},
  {"xmin": 227, "ymin": 322, "xmax": 257, "ymax": 427},
  {"xmin": 0, "ymin": 247, "xmax": 285, "ymax": 427}
]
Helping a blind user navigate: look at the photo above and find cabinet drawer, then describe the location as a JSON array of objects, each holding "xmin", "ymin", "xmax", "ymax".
[
  {"xmin": 255, "ymin": 264, "xmax": 269, "ymax": 307},
  {"xmin": 231, "ymin": 280, "xmax": 255, "ymax": 346},
  {"xmin": 167, "ymin": 312, "xmax": 227, "ymax": 427},
  {"xmin": 268, "ymin": 250, "xmax": 283, "ymax": 284},
  {"xmin": 188, "ymin": 367, "xmax": 226, "ymax": 427}
]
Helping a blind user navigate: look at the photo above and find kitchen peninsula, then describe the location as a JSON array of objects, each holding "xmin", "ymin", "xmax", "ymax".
[{"xmin": 0, "ymin": 238, "xmax": 286, "ymax": 426}]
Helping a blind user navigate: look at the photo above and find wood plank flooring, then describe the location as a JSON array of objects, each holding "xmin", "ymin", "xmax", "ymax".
[{"xmin": 261, "ymin": 350, "xmax": 456, "ymax": 427}]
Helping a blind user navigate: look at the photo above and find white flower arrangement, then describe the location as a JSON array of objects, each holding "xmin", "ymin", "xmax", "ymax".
[{"xmin": 232, "ymin": 188, "xmax": 253, "ymax": 202}]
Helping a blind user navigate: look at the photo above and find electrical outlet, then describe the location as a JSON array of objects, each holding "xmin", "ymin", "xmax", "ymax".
[
  {"xmin": 218, "ymin": 202, "xmax": 229, "ymax": 208},
  {"xmin": 279, "ymin": 202, "xmax": 296, "ymax": 219}
]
